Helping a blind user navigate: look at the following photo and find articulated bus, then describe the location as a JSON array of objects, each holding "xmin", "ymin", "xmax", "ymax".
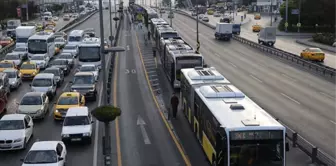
[
  {"xmin": 180, "ymin": 73, "xmax": 289, "ymax": 165},
  {"xmin": 162, "ymin": 43, "xmax": 203, "ymax": 88},
  {"xmin": 159, "ymin": 37, "xmax": 186, "ymax": 56},
  {"xmin": 147, "ymin": 10, "xmax": 159, "ymax": 24},
  {"xmin": 27, "ymin": 31, "xmax": 55, "ymax": 60},
  {"xmin": 150, "ymin": 18, "xmax": 169, "ymax": 38},
  {"xmin": 154, "ymin": 25, "xmax": 179, "ymax": 48},
  {"xmin": 78, "ymin": 37, "xmax": 101, "ymax": 69}
]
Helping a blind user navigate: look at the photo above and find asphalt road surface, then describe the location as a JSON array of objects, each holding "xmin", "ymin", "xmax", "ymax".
[
  {"xmin": 165, "ymin": 13, "xmax": 336, "ymax": 158},
  {"xmin": 0, "ymin": 11, "xmax": 113, "ymax": 166}
]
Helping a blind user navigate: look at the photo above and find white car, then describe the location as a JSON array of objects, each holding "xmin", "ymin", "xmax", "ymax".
[
  {"xmin": 58, "ymin": 53, "xmax": 74, "ymax": 68},
  {"xmin": 55, "ymin": 37, "xmax": 67, "ymax": 48},
  {"xmin": 30, "ymin": 55, "xmax": 49, "ymax": 69},
  {"xmin": 4, "ymin": 52, "xmax": 23, "ymax": 67},
  {"xmin": 13, "ymin": 47, "xmax": 28, "ymax": 60},
  {"xmin": 3, "ymin": 68, "xmax": 22, "ymax": 90},
  {"xmin": 198, "ymin": 14, "xmax": 204, "ymax": 19},
  {"xmin": 0, "ymin": 114, "xmax": 33, "ymax": 150},
  {"xmin": 62, "ymin": 44, "xmax": 79, "ymax": 57},
  {"xmin": 202, "ymin": 16, "xmax": 209, "ymax": 22},
  {"xmin": 52, "ymin": 16, "xmax": 59, "ymax": 21},
  {"xmin": 63, "ymin": 14, "xmax": 70, "ymax": 21},
  {"xmin": 79, "ymin": 64, "xmax": 99, "ymax": 81},
  {"xmin": 17, "ymin": 92, "xmax": 50, "ymax": 119},
  {"xmin": 21, "ymin": 141, "xmax": 67, "ymax": 166},
  {"xmin": 61, "ymin": 107, "xmax": 93, "ymax": 144}
]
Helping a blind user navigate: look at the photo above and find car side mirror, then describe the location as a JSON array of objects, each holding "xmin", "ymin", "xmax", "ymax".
[
  {"xmin": 285, "ymin": 142, "xmax": 290, "ymax": 152},
  {"xmin": 69, "ymin": 81, "xmax": 73, "ymax": 84},
  {"xmin": 29, "ymin": 84, "xmax": 31, "ymax": 86},
  {"xmin": 203, "ymin": 64, "xmax": 208, "ymax": 68},
  {"xmin": 20, "ymin": 159, "xmax": 24, "ymax": 162},
  {"xmin": 58, "ymin": 157, "xmax": 64, "ymax": 161},
  {"xmin": 26, "ymin": 125, "xmax": 31, "ymax": 128},
  {"xmin": 91, "ymin": 120, "xmax": 94, "ymax": 124}
]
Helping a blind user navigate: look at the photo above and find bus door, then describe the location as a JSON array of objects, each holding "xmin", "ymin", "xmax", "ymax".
[{"xmin": 216, "ymin": 129, "xmax": 227, "ymax": 166}]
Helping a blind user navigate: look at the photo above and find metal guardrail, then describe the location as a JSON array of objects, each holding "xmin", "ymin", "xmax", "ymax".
[
  {"xmin": 174, "ymin": 9, "xmax": 336, "ymax": 166},
  {"xmin": 0, "ymin": 10, "xmax": 98, "ymax": 58},
  {"xmin": 174, "ymin": 10, "xmax": 336, "ymax": 80}
]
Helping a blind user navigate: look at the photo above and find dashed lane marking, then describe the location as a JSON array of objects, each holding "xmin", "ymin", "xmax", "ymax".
[{"xmin": 280, "ymin": 93, "xmax": 301, "ymax": 105}]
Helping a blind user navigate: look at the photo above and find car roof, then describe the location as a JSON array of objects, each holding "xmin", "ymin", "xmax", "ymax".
[
  {"xmin": 45, "ymin": 67, "xmax": 60, "ymax": 71},
  {"xmin": 30, "ymin": 141, "xmax": 60, "ymax": 151},
  {"xmin": 23, "ymin": 92, "xmax": 44, "ymax": 97},
  {"xmin": 66, "ymin": 107, "xmax": 89, "ymax": 117},
  {"xmin": 60, "ymin": 92, "xmax": 80, "ymax": 97},
  {"xmin": 34, "ymin": 73, "xmax": 55, "ymax": 79},
  {"xmin": 81, "ymin": 64, "xmax": 95, "ymax": 67},
  {"xmin": 75, "ymin": 72, "xmax": 94, "ymax": 76},
  {"xmin": 0, "ymin": 60, "xmax": 14, "ymax": 64},
  {"xmin": 1, "ymin": 114, "xmax": 26, "ymax": 120}
]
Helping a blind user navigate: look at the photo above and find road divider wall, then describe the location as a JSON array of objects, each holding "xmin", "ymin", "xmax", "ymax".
[
  {"xmin": 0, "ymin": 10, "xmax": 98, "ymax": 59},
  {"xmin": 174, "ymin": 9, "xmax": 336, "ymax": 166}
]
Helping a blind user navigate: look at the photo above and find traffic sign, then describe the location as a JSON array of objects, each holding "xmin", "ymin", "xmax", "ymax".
[
  {"xmin": 297, "ymin": 23, "xmax": 301, "ymax": 27},
  {"xmin": 285, "ymin": 22, "xmax": 288, "ymax": 27},
  {"xmin": 291, "ymin": 9, "xmax": 300, "ymax": 15}
]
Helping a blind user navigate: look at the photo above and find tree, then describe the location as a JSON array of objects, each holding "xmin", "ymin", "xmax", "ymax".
[{"xmin": 91, "ymin": 105, "xmax": 121, "ymax": 123}]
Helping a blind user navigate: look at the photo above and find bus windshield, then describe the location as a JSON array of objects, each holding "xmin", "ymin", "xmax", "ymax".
[
  {"xmin": 160, "ymin": 32, "xmax": 179, "ymax": 39},
  {"xmin": 68, "ymin": 36, "xmax": 82, "ymax": 42},
  {"xmin": 28, "ymin": 39, "xmax": 47, "ymax": 54},
  {"xmin": 78, "ymin": 47, "xmax": 100, "ymax": 62},
  {"xmin": 175, "ymin": 57, "xmax": 203, "ymax": 81}
]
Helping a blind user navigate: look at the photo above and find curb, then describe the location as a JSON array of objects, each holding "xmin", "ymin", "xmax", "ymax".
[{"xmin": 296, "ymin": 39, "xmax": 336, "ymax": 53}]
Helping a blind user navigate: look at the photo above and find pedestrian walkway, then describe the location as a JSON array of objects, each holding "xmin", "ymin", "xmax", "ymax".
[{"xmin": 296, "ymin": 38, "xmax": 336, "ymax": 53}]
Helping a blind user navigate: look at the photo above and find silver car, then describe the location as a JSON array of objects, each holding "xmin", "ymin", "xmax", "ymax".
[
  {"xmin": 12, "ymin": 47, "xmax": 28, "ymax": 60},
  {"xmin": 30, "ymin": 55, "xmax": 50, "ymax": 69},
  {"xmin": 3, "ymin": 69, "xmax": 22, "ymax": 90},
  {"xmin": 202, "ymin": 16, "xmax": 209, "ymax": 22},
  {"xmin": 55, "ymin": 37, "xmax": 67, "ymax": 48},
  {"xmin": 4, "ymin": 53, "xmax": 23, "ymax": 67},
  {"xmin": 78, "ymin": 64, "xmax": 99, "ymax": 81},
  {"xmin": 62, "ymin": 44, "xmax": 79, "ymax": 57},
  {"xmin": 17, "ymin": 92, "xmax": 50, "ymax": 119},
  {"xmin": 57, "ymin": 53, "xmax": 74, "ymax": 68}
]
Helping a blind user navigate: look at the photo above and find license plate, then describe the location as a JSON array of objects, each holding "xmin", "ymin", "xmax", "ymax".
[
  {"xmin": 0, "ymin": 144, "xmax": 11, "ymax": 148},
  {"xmin": 71, "ymin": 138, "xmax": 81, "ymax": 141}
]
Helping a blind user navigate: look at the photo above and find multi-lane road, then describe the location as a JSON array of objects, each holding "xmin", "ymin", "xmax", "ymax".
[{"xmin": 165, "ymin": 13, "xmax": 336, "ymax": 158}]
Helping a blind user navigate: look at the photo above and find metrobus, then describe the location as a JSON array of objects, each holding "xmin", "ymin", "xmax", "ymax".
[
  {"xmin": 155, "ymin": 26, "xmax": 179, "ymax": 49},
  {"xmin": 147, "ymin": 10, "xmax": 159, "ymax": 24},
  {"xmin": 150, "ymin": 18, "xmax": 168, "ymax": 37},
  {"xmin": 162, "ymin": 42, "xmax": 203, "ymax": 88},
  {"xmin": 68, "ymin": 30, "xmax": 85, "ymax": 46},
  {"xmin": 159, "ymin": 37, "xmax": 190, "ymax": 60},
  {"xmin": 78, "ymin": 37, "xmax": 101, "ymax": 69},
  {"xmin": 180, "ymin": 75, "xmax": 289, "ymax": 165},
  {"xmin": 27, "ymin": 31, "xmax": 55, "ymax": 60}
]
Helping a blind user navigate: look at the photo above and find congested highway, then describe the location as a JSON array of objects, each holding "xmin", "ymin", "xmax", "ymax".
[
  {"xmin": 182, "ymin": 10, "xmax": 336, "ymax": 69},
  {"xmin": 0, "ymin": 10, "xmax": 111, "ymax": 166},
  {"xmin": 164, "ymin": 12, "xmax": 336, "ymax": 157}
]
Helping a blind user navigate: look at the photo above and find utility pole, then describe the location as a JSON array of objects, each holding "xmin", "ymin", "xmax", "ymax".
[
  {"xmin": 195, "ymin": 1, "xmax": 200, "ymax": 54},
  {"xmin": 298, "ymin": 0, "xmax": 301, "ymax": 33},
  {"xmin": 114, "ymin": 0, "xmax": 117, "ymax": 28},
  {"xmin": 109, "ymin": 0, "xmax": 113, "ymax": 44},
  {"xmin": 270, "ymin": 0, "xmax": 273, "ymax": 26},
  {"xmin": 169, "ymin": 1, "xmax": 172, "ymax": 27},
  {"xmin": 26, "ymin": 0, "xmax": 29, "ymax": 21},
  {"xmin": 285, "ymin": 0, "xmax": 288, "ymax": 32}
]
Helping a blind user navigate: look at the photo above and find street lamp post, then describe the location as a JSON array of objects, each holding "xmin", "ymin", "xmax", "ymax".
[
  {"xmin": 115, "ymin": 0, "xmax": 117, "ymax": 28},
  {"xmin": 270, "ymin": 0, "xmax": 273, "ymax": 26},
  {"xmin": 26, "ymin": 0, "xmax": 29, "ymax": 21},
  {"xmin": 195, "ymin": 2, "xmax": 200, "ymax": 54},
  {"xmin": 285, "ymin": 0, "xmax": 288, "ymax": 32},
  {"xmin": 109, "ymin": 0, "xmax": 113, "ymax": 44},
  {"xmin": 169, "ymin": 1, "xmax": 172, "ymax": 27}
]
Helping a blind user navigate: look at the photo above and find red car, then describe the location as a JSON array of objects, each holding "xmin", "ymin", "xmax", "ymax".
[{"xmin": 0, "ymin": 37, "xmax": 13, "ymax": 47}]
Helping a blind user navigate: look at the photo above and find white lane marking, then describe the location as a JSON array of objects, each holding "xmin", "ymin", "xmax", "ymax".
[
  {"xmin": 249, "ymin": 74, "xmax": 263, "ymax": 83},
  {"xmin": 280, "ymin": 93, "xmax": 301, "ymax": 105},
  {"xmin": 137, "ymin": 115, "xmax": 151, "ymax": 145},
  {"xmin": 62, "ymin": 82, "xmax": 69, "ymax": 91},
  {"xmin": 93, "ymin": 83, "xmax": 103, "ymax": 166},
  {"xmin": 329, "ymin": 120, "xmax": 336, "ymax": 125},
  {"xmin": 215, "ymin": 53, "xmax": 220, "ymax": 57},
  {"xmin": 281, "ymin": 73, "xmax": 296, "ymax": 81},
  {"xmin": 320, "ymin": 92, "xmax": 334, "ymax": 99},
  {"xmin": 228, "ymin": 62, "xmax": 237, "ymax": 68},
  {"xmin": 126, "ymin": 45, "xmax": 130, "ymax": 50}
]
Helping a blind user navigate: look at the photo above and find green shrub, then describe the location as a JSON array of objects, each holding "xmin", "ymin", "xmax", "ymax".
[{"xmin": 313, "ymin": 33, "xmax": 335, "ymax": 46}]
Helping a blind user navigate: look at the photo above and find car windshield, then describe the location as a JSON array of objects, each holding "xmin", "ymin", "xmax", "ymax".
[
  {"xmin": 0, "ymin": 120, "xmax": 24, "ymax": 130},
  {"xmin": 43, "ymin": 69, "xmax": 60, "ymax": 76},
  {"xmin": 310, "ymin": 48, "xmax": 323, "ymax": 53},
  {"xmin": 51, "ymin": 60, "xmax": 67, "ymax": 65},
  {"xmin": 59, "ymin": 54, "xmax": 72, "ymax": 59},
  {"xmin": 32, "ymin": 78, "xmax": 52, "ymax": 87},
  {"xmin": 14, "ymin": 47, "xmax": 26, "ymax": 52},
  {"xmin": 73, "ymin": 75, "xmax": 94, "ymax": 84},
  {"xmin": 69, "ymin": 36, "xmax": 81, "ymax": 42},
  {"xmin": 21, "ymin": 95, "xmax": 42, "ymax": 105},
  {"xmin": 64, "ymin": 116, "xmax": 90, "ymax": 126},
  {"xmin": 31, "ymin": 56, "xmax": 45, "ymax": 60},
  {"xmin": 80, "ymin": 66, "xmax": 95, "ymax": 72},
  {"xmin": 4, "ymin": 71, "xmax": 16, "ymax": 78},
  {"xmin": 64, "ymin": 45, "xmax": 76, "ymax": 50},
  {"xmin": 5, "ymin": 55, "xmax": 20, "ymax": 60},
  {"xmin": 0, "ymin": 63, "xmax": 14, "ymax": 68},
  {"xmin": 21, "ymin": 64, "xmax": 36, "ymax": 69},
  {"xmin": 24, "ymin": 150, "xmax": 58, "ymax": 164},
  {"xmin": 55, "ymin": 38, "xmax": 64, "ymax": 42},
  {"xmin": 57, "ymin": 96, "xmax": 78, "ymax": 105}
]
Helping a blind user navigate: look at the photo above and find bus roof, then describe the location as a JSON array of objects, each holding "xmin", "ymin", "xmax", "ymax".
[
  {"xmin": 69, "ymin": 30, "xmax": 85, "ymax": 36},
  {"xmin": 161, "ymin": 37, "xmax": 186, "ymax": 45},
  {"xmin": 79, "ymin": 37, "xmax": 100, "ymax": 47},
  {"xmin": 194, "ymin": 84, "xmax": 285, "ymax": 132},
  {"xmin": 29, "ymin": 31, "xmax": 54, "ymax": 40},
  {"xmin": 181, "ymin": 67, "xmax": 231, "ymax": 85}
]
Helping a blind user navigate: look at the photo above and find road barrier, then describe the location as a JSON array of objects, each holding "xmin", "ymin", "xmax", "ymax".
[
  {"xmin": 174, "ymin": 10, "xmax": 336, "ymax": 81},
  {"xmin": 175, "ymin": 9, "xmax": 336, "ymax": 166},
  {"xmin": 0, "ymin": 10, "xmax": 98, "ymax": 59}
]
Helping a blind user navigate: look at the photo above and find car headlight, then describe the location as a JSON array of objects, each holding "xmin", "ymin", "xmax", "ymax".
[
  {"xmin": 11, "ymin": 81, "xmax": 16, "ymax": 84},
  {"xmin": 83, "ymin": 132, "xmax": 90, "ymax": 136},
  {"xmin": 55, "ymin": 109, "xmax": 59, "ymax": 113},
  {"xmin": 14, "ymin": 138, "xmax": 23, "ymax": 142},
  {"xmin": 36, "ymin": 109, "xmax": 42, "ymax": 114},
  {"xmin": 62, "ymin": 134, "xmax": 69, "ymax": 137},
  {"xmin": 32, "ymin": 72, "xmax": 36, "ymax": 75}
]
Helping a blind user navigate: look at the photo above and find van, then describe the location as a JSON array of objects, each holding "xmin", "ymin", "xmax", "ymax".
[
  {"xmin": 30, "ymin": 73, "xmax": 57, "ymax": 98},
  {"xmin": 68, "ymin": 30, "xmax": 85, "ymax": 46},
  {"xmin": 61, "ymin": 107, "xmax": 93, "ymax": 144},
  {"xmin": 0, "ymin": 73, "xmax": 10, "ymax": 96}
]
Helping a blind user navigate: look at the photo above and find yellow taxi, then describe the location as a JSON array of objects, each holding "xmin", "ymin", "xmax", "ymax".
[
  {"xmin": 19, "ymin": 62, "xmax": 40, "ymax": 79},
  {"xmin": 46, "ymin": 21, "xmax": 56, "ymax": 27},
  {"xmin": 252, "ymin": 24, "xmax": 262, "ymax": 32},
  {"xmin": 300, "ymin": 48, "xmax": 325, "ymax": 62},
  {"xmin": 0, "ymin": 60, "xmax": 16, "ymax": 72},
  {"xmin": 254, "ymin": 13, "xmax": 261, "ymax": 20},
  {"xmin": 54, "ymin": 92, "xmax": 86, "ymax": 120}
]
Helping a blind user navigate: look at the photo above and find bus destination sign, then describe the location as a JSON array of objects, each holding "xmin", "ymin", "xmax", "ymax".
[{"xmin": 230, "ymin": 130, "xmax": 283, "ymax": 140}]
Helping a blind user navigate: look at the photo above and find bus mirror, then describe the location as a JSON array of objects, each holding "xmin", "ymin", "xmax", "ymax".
[
  {"xmin": 285, "ymin": 142, "xmax": 290, "ymax": 152},
  {"xmin": 203, "ymin": 64, "xmax": 208, "ymax": 68}
]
